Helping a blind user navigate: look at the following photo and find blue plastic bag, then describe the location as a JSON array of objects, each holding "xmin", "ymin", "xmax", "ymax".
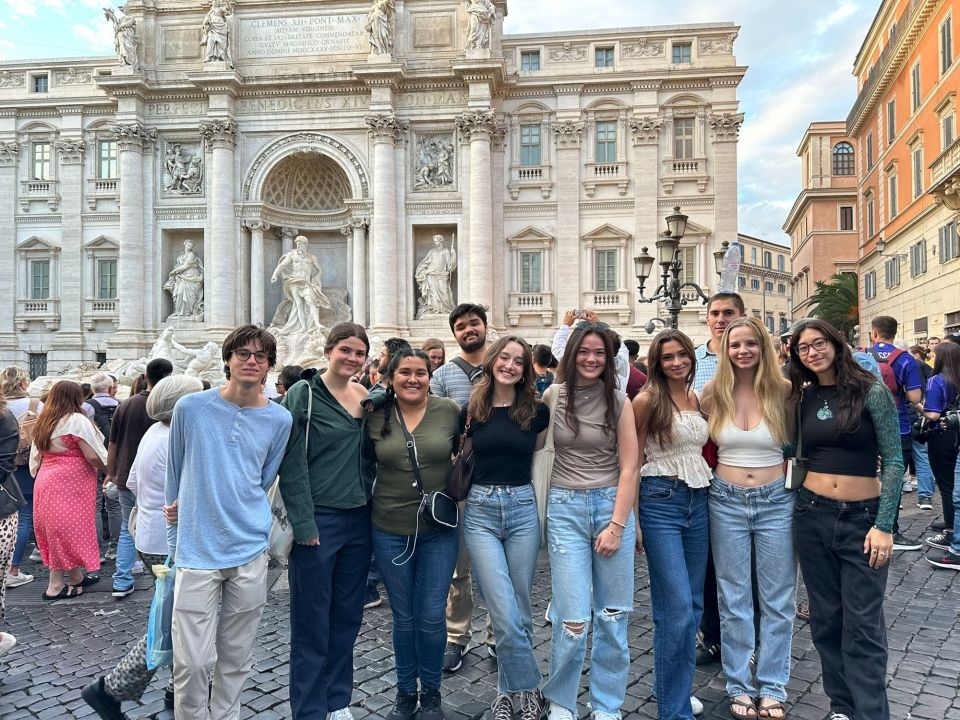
[{"xmin": 145, "ymin": 560, "xmax": 176, "ymax": 670}]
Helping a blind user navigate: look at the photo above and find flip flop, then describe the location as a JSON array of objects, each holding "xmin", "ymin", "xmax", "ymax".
[
  {"xmin": 78, "ymin": 574, "xmax": 101, "ymax": 588},
  {"xmin": 758, "ymin": 701, "xmax": 786, "ymax": 719},
  {"xmin": 730, "ymin": 697, "xmax": 758, "ymax": 719},
  {"xmin": 42, "ymin": 585, "xmax": 83, "ymax": 601}
]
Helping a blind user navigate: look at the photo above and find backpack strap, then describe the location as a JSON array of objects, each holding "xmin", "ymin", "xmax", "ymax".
[{"xmin": 450, "ymin": 357, "xmax": 483, "ymax": 384}]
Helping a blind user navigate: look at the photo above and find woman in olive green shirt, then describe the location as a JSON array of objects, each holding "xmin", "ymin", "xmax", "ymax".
[{"xmin": 366, "ymin": 348, "xmax": 460, "ymax": 720}]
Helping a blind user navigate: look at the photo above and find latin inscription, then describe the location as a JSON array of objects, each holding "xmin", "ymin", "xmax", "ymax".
[
  {"xmin": 146, "ymin": 101, "xmax": 208, "ymax": 118},
  {"xmin": 239, "ymin": 15, "xmax": 367, "ymax": 59},
  {"xmin": 236, "ymin": 96, "xmax": 367, "ymax": 113}
]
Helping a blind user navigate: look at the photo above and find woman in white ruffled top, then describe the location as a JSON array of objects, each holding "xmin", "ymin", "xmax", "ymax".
[
  {"xmin": 30, "ymin": 381, "xmax": 107, "ymax": 600},
  {"xmin": 632, "ymin": 329, "xmax": 712, "ymax": 720}
]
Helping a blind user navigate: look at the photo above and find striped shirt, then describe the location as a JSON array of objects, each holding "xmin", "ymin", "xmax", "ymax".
[
  {"xmin": 430, "ymin": 360, "xmax": 476, "ymax": 409},
  {"xmin": 693, "ymin": 343, "xmax": 718, "ymax": 394}
]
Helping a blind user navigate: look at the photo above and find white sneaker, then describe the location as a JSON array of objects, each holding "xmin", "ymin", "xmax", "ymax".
[
  {"xmin": 329, "ymin": 708, "xmax": 354, "ymax": 720},
  {"xmin": 0, "ymin": 632, "xmax": 16, "ymax": 657},
  {"xmin": 544, "ymin": 600, "xmax": 552, "ymax": 625},
  {"xmin": 29, "ymin": 548, "xmax": 41, "ymax": 562},
  {"xmin": 828, "ymin": 714, "xmax": 851, "ymax": 720},
  {"xmin": 547, "ymin": 703, "xmax": 575, "ymax": 720},
  {"xmin": 690, "ymin": 696, "xmax": 704, "ymax": 716},
  {"xmin": 5, "ymin": 572, "xmax": 34, "ymax": 588},
  {"xmin": 131, "ymin": 560, "xmax": 145, "ymax": 575}
]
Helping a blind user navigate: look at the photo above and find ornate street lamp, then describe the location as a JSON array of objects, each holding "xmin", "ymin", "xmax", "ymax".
[{"xmin": 634, "ymin": 205, "xmax": 710, "ymax": 330}]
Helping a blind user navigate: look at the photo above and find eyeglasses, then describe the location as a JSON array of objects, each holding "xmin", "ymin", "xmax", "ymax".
[
  {"xmin": 233, "ymin": 349, "xmax": 270, "ymax": 364},
  {"xmin": 795, "ymin": 338, "xmax": 829, "ymax": 357}
]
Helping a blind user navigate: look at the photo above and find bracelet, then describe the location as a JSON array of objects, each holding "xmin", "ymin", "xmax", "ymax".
[
  {"xmin": 607, "ymin": 527, "xmax": 622, "ymax": 538},
  {"xmin": 609, "ymin": 519, "xmax": 627, "ymax": 529}
]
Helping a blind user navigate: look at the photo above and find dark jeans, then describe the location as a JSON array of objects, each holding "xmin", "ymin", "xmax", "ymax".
[
  {"xmin": 11, "ymin": 466, "xmax": 34, "ymax": 567},
  {"xmin": 794, "ymin": 488, "xmax": 889, "ymax": 720},
  {"xmin": 373, "ymin": 525, "xmax": 458, "ymax": 693},
  {"xmin": 95, "ymin": 478, "xmax": 122, "ymax": 554},
  {"xmin": 890, "ymin": 434, "xmax": 912, "ymax": 535},
  {"xmin": 928, "ymin": 430, "xmax": 959, "ymax": 531},
  {"xmin": 289, "ymin": 504, "xmax": 372, "ymax": 720}
]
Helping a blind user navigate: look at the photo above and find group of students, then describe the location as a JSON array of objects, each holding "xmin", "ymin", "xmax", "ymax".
[{"xmin": 0, "ymin": 293, "xmax": 956, "ymax": 720}]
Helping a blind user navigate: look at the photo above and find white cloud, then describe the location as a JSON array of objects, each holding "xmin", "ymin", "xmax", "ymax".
[
  {"xmin": 816, "ymin": 1, "xmax": 859, "ymax": 36},
  {"xmin": 73, "ymin": 19, "xmax": 116, "ymax": 56}
]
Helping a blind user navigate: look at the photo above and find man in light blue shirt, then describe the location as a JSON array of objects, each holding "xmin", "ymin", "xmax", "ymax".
[
  {"xmin": 693, "ymin": 293, "xmax": 745, "ymax": 394},
  {"xmin": 165, "ymin": 325, "xmax": 292, "ymax": 720}
]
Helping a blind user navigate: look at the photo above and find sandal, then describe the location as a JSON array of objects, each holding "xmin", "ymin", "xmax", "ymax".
[
  {"xmin": 729, "ymin": 697, "xmax": 757, "ymax": 719},
  {"xmin": 758, "ymin": 701, "xmax": 786, "ymax": 719},
  {"xmin": 78, "ymin": 574, "xmax": 100, "ymax": 588},
  {"xmin": 796, "ymin": 603, "xmax": 810, "ymax": 621},
  {"xmin": 42, "ymin": 585, "xmax": 83, "ymax": 601}
]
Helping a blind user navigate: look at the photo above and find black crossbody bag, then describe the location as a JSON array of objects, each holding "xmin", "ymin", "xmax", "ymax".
[
  {"xmin": 785, "ymin": 391, "xmax": 808, "ymax": 491},
  {"xmin": 395, "ymin": 409, "xmax": 459, "ymax": 530}
]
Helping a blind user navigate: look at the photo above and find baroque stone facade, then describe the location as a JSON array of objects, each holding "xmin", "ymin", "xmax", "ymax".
[{"xmin": 0, "ymin": 0, "xmax": 745, "ymax": 370}]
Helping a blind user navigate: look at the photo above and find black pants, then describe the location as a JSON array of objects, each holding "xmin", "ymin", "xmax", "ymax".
[
  {"xmin": 794, "ymin": 488, "xmax": 889, "ymax": 720},
  {"xmin": 888, "ymin": 434, "xmax": 912, "ymax": 535},
  {"xmin": 699, "ymin": 542, "xmax": 721, "ymax": 646},
  {"xmin": 928, "ymin": 430, "xmax": 959, "ymax": 530},
  {"xmin": 288, "ymin": 504, "xmax": 372, "ymax": 720}
]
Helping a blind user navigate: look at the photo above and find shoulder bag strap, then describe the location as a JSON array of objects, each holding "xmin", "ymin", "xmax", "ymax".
[
  {"xmin": 795, "ymin": 390, "xmax": 805, "ymax": 464},
  {"xmin": 451, "ymin": 357, "xmax": 483, "ymax": 383},
  {"xmin": 457, "ymin": 413, "xmax": 471, "ymax": 454},
  {"xmin": 395, "ymin": 407, "xmax": 426, "ymax": 496},
  {"xmin": 305, "ymin": 381, "xmax": 313, "ymax": 455},
  {"xmin": 544, "ymin": 385, "xmax": 561, "ymax": 451}
]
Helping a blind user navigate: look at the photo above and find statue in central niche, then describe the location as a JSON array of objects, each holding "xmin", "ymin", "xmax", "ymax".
[{"xmin": 271, "ymin": 235, "xmax": 332, "ymax": 335}]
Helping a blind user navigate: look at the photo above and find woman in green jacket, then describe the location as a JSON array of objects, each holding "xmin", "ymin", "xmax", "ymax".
[{"xmin": 279, "ymin": 322, "xmax": 374, "ymax": 720}]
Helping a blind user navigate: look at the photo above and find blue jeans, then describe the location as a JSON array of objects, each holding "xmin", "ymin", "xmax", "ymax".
[
  {"xmin": 113, "ymin": 488, "xmax": 137, "ymax": 591},
  {"xmin": 913, "ymin": 439, "xmax": 935, "ymax": 498},
  {"xmin": 289, "ymin": 504, "xmax": 371, "ymax": 719},
  {"xmin": 373, "ymin": 526, "xmax": 458, "ymax": 693},
  {"xmin": 542, "ymin": 487, "xmax": 635, "ymax": 718},
  {"xmin": 639, "ymin": 477, "xmax": 709, "ymax": 720},
  {"xmin": 951, "ymin": 453, "xmax": 960, "ymax": 556},
  {"xmin": 11, "ymin": 495, "xmax": 32, "ymax": 568},
  {"xmin": 709, "ymin": 476, "xmax": 795, "ymax": 702},
  {"xmin": 464, "ymin": 484, "xmax": 541, "ymax": 694}
]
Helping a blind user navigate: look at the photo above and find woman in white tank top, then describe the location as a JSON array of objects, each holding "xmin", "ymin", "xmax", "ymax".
[{"xmin": 700, "ymin": 317, "xmax": 792, "ymax": 719}]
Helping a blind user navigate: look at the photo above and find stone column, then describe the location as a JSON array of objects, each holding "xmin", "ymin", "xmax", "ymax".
[
  {"xmin": 53, "ymin": 139, "xmax": 86, "ymax": 343},
  {"xmin": 630, "ymin": 116, "xmax": 663, "ymax": 308},
  {"xmin": 199, "ymin": 119, "xmax": 237, "ymax": 330},
  {"xmin": 553, "ymin": 120, "xmax": 585, "ymax": 313},
  {"xmin": 365, "ymin": 114, "xmax": 407, "ymax": 333},
  {"xmin": 709, "ymin": 112, "xmax": 744, "ymax": 248},
  {"xmin": 111, "ymin": 122, "xmax": 154, "ymax": 337},
  {"xmin": 0, "ymin": 142, "xmax": 18, "ymax": 341},
  {"xmin": 490, "ymin": 123, "xmax": 508, "ymax": 326},
  {"xmin": 280, "ymin": 226, "xmax": 298, "ymax": 255},
  {"xmin": 342, "ymin": 218, "xmax": 369, "ymax": 326},
  {"xmin": 456, "ymin": 110, "xmax": 496, "ymax": 309},
  {"xmin": 246, "ymin": 220, "xmax": 268, "ymax": 326}
]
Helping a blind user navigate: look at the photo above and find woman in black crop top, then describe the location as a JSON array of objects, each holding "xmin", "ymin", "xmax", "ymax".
[
  {"xmin": 462, "ymin": 336, "xmax": 550, "ymax": 720},
  {"xmin": 788, "ymin": 319, "xmax": 903, "ymax": 720}
]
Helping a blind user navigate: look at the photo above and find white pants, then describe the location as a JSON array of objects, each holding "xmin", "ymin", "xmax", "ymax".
[{"xmin": 172, "ymin": 551, "xmax": 269, "ymax": 720}]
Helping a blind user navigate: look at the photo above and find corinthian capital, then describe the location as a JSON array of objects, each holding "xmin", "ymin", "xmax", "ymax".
[
  {"xmin": 365, "ymin": 114, "xmax": 408, "ymax": 142},
  {"xmin": 55, "ymin": 139, "xmax": 87, "ymax": 164},
  {"xmin": 199, "ymin": 119, "xmax": 237, "ymax": 148},
  {"xmin": 552, "ymin": 120, "xmax": 585, "ymax": 148},
  {"xmin": 109, "ymin": 122, "xmax": 157, "ymax": 151},
  {"xmin": 455, "ymin": 109, "xmax": 496, "ymax": 140},
  {"xmin": 341, "ymin": 217, "xmax": 370, "ymax": 235},
  {"xmin": 629, "ymin": 116, "xmax": 663, "ymax": 145},
  {"xmin": 709, "ymin": 112, "xmax": 745, "ymax": 141}
]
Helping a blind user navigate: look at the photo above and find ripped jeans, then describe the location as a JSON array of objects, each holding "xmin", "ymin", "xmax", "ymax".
[{"xmin": 542, "ymin": 486, "xmax": 635, "ymax": 718}]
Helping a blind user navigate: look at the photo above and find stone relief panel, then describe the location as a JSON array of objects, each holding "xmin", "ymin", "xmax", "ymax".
[
  {"xmin": 549, "ymin": 42, "xmax": 587, "ymax": 62},
  {"xmin": 621, "ymin": 39, "xmax": 664, "ymax": 58},
  {"xmin": 54, "ymin": 68, "xmax": 92, "ymax": 85},
  {"xmin": 700, "ymin": 33, "xmax": 737, "ymax": 55},
  {"xmin": 0, "ymin": 71, "xmax": 24, "ymax": 88},
  {"xmin": 160, "ymin": 140, "xmax": 204, "ymax": 197},
  {"xmin": 412, "ymin": 133, "xmax": 456, "ymax": 191}
]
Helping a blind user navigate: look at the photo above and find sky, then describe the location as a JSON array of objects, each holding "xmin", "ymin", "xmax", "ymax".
[{"xmin": 0, "ymin": 0, "xmax": 879, "ymax": 247}]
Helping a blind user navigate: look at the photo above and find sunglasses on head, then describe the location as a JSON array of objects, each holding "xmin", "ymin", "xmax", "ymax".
[{"xmin": 576, "ymin": 320, "xmax": 610, "ymax": 331}]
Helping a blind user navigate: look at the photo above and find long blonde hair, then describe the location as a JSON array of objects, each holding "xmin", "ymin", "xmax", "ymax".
[{"xmin": 708, "ymin": 317, "xmax": 788, "ymax": 444}]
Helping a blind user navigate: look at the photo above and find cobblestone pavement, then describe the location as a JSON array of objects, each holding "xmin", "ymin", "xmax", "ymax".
[{"xmin": 1, "ymin": 500, "xmax": 958, "ymax": 720}]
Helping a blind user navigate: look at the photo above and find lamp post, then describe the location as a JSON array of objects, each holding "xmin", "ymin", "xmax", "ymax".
[{"xmin": 634, "ymin": 206, "xmax": 718, "ymax": 330}]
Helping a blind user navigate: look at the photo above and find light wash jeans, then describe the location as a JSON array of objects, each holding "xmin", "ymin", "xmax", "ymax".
[
  {"xmin": 464, "ymin": 484, "xmax": 542, "ymax": 694},
  {"xmin": 542, "ymin": 486, "xmax": 635, "ymax": 718},
  {"xmin": 709, "ymin": 475, "xmax": 795, "ymax": 703},
  {"xmin": 913, "ymin": 439, "xmax": 935, "ymax": 499},
  {"xmin": 113, "ymin": 488, "xmax": 137, "ymax": 592},
  {"xmin": 639, "ymin": 476, "xmax": 709, "ymax": 720}
]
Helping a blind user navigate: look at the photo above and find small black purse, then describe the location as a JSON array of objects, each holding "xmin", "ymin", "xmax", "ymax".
[
  {"xmin": 395, "ymin": 409, "xmax": 459, "ymax": 530},
  {"xmin": 785, "ymin": 392, "xmax": 808, "ymax": 491}
]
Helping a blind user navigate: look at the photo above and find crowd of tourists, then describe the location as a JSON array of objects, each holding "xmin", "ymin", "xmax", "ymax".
[{"xmin": 0, "ymin": 294, "xmax": 958, "ymax": 720}]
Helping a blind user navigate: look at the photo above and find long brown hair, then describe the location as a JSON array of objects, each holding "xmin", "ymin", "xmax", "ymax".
[
  {"xmin": 788, "ymin": 318, "xmax": 876, "ymax": 434},
  {"xmin": 33, "ymin": 380, "xmax": 85, "ymax": 452},
  {"xmin": 643, "ymin": 329, "xmax": 697, "ymax": 446},
  {"xmin": 932, "ymin": 341, "xmax": 960, "ymax": 396},
  {"xmin": 467, "ymin": 336, "xmax": 539, "ymax": 430},
  {"xmin": 555, "ymin": 325, "xmax": 618, "ymax": 435}
]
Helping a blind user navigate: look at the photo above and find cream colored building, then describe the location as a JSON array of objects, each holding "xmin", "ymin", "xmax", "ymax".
[
  {"xmin": 0, "ymin": 0, "xmax": 746, "ymax": 373},
  {"xmin": 734, "ymin": 233, "xmax": 792, "ymax": 335}
]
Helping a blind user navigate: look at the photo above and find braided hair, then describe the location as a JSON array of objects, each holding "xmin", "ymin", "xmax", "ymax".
[{"xmin": 379, "ymin": 347, "xmax": 433, "ymax": 437}]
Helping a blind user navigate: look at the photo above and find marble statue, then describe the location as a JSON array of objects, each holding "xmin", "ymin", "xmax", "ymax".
[
  {"xmin": 163, "ymin": 239, "xmax": 205, "ymax": 320},
  {"xmin": 162, "ymin": 144, "xmax": 203, "ymax": 195},
  {"xmin": 104, "ymin": 7, "xmax": 139, "ymax": 68},
  {"xmin": 178, "ymin": 341, "xmax": 222, "ymax": 380},
  {"xmin": 105, "ymin": 328, "xmax": 225, "ymax": 385},
  {"xmin": 465, "ymin": 0, "xmax": 496, "ymax": 50},
  {"xmin": 201, "ymin": 0, "xmax": 234, "ymax": 67},
  {"xmin": 270, "ymin": 235, "xmax": 332, "ymax": 335},
  {"xmin": 413, "ymin": 136, "xmax": 455, "ymax": 189},
  {"xmin": 416, "ymin": 234, "xmax": 457, "ymax": 317},
  {"xmin": 365, "ymin": 0, "xmax": 395, "ymax": 55}
]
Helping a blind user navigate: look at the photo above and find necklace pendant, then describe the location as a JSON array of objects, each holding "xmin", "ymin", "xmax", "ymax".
[{"xmin": 816, "ymin": 405, "xmax": 833, "ymax": 421}]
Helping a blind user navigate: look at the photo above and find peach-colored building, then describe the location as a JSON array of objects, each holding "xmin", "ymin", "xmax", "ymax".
[
  {"xmin": 848, "ymin": 0, "xmax": 960, "ymax": 344},
  {"xmin": 783, "ymin": 122, "xmax": 860, "ymax": 320}
]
